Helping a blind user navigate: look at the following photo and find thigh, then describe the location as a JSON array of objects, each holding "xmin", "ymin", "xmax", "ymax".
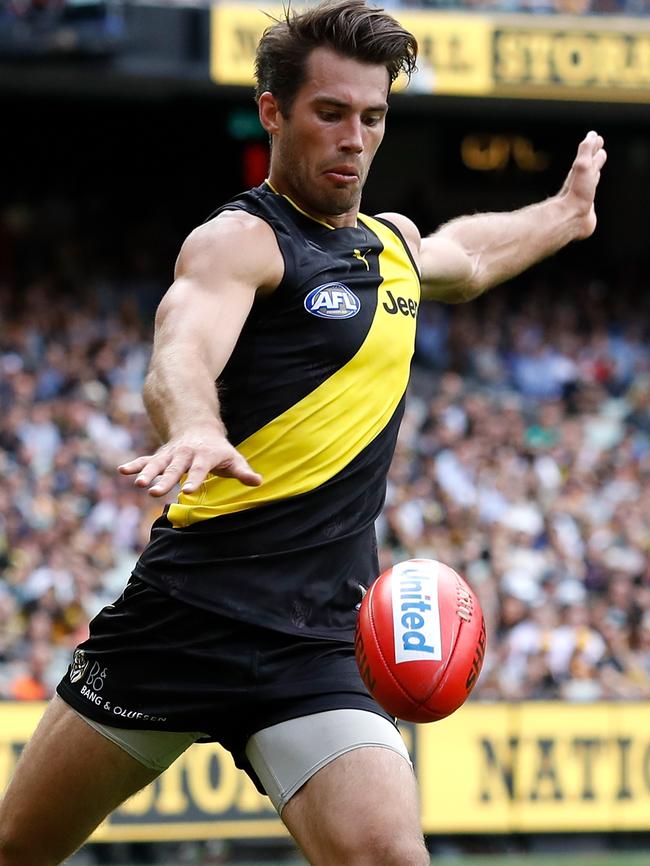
[
  {"xmin": 281, "ymin": 743, "xmax": 428, "ymax": 866},
  {"xmin": 0, "ymin": 696, "xmax": 160, "ymax": 866},
  {"xmin": 246, "ymin": 708, "xmax": 409, "ymax": 813}
]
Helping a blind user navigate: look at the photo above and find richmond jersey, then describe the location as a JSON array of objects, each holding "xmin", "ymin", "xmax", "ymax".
[{"xmin": 134, "ymin": 182, "xmax": 421, "ymax": 639}]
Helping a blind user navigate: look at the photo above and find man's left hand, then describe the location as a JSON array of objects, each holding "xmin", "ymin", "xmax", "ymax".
[{"xmin": 558, "ymin": 130, "xmax": 607, "ymax": 240}]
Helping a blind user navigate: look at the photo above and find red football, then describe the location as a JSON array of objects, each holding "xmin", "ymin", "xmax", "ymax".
[{"xmin": 355, "ymin": 558, "xmax": 486, "ymax": 723}]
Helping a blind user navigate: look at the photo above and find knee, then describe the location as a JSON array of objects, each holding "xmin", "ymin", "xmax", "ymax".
[
  {"xmin": 340, "ymin": 830, "xmax": 429, "ymax": 866},
  {"xmin": 374, "ymin": 835, "xmax": 429, "ymax": 866}
]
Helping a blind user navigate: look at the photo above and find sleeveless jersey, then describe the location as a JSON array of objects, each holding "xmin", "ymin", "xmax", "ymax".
[{"xmin": 134, "ymin": 182, "xmax": 420, "ymax": 639}]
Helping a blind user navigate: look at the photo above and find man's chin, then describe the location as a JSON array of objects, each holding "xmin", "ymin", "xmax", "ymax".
[{"xmin": 318, "ymin": 189, "xmax": 361, "ymax": 217}]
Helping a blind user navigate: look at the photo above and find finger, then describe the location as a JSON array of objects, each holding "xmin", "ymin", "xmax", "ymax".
[
  {"xmin": 180, "ymin": 458, "xmax": 214, "ymax": 494},
  {"xmin": 577, "ymin": 130, "xmax": 601, "ymax": 159},
  {"xmin": 228, "ymin": 465, "xmax": 263, "ymax": 487},
  {"xmin": 214, "ymin": 453, "xmax": 263, "ymax": 487},
  {"xmin": 148, "ymin": 457, "xmax": 194, "ymax": 496},
  {"xmin": 577, "ymin": 132, "xmax": 594, "ymax": 155},
  {"xmin": 586, "ymin": 132, "xmax": 605, "ymax": 160},
  {"xmin": 117, "ymin": 456, "xmax": 153, "ymax": 475},
  {"xmin": 595, "ymin": 148, "xmax": 607, "ymax": 170},
  {"xmin": 148, "ymin": 481, "xmax": 175, "ymax": 498},
  {"xmin": 134, "ymin": 453, "xmax": 175, "ymax": 489}
]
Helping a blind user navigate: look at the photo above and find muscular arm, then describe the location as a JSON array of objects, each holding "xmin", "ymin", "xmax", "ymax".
[
  {"xmin": 417, "ymin": 130, "xmax": 607, "ymax": 303},
  {"xmin": 118, "ymin": 211, "xmax": 283, "ymax": 496}
]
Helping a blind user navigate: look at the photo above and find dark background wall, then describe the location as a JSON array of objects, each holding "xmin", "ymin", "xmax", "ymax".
[{"xmin": 4, "ymin": 88, "xmax": 647, "ymax": 277}]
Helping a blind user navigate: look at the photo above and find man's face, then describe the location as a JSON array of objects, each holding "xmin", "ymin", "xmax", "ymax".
[{"xmin": 265, "ymin": 46, "xmax": 389, "ymax": 224}]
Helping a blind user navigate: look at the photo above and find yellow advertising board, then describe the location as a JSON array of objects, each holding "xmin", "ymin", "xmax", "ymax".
[
  {"xmin": 210, "ymin": 4, "xmax": 277, "ymax": 89},
  {"xmin": 3, "ymin": 702, "xmax": 650, "ymax": 839},
  {"xmin": 419, "ymin": 701, "xmax": 650, "ymax": 833},
  {"xmin": 492, "ymin": 18, "xmax": 650, "ymax": 102},
  {"xmin": 210, "ymin": 4, "xmax": 650, "ymax": 102}
]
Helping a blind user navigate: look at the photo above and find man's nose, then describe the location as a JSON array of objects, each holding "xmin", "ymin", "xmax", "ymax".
[{"xmin": 340, "ymin": 117, "xmax": 363, "ymax": 152}]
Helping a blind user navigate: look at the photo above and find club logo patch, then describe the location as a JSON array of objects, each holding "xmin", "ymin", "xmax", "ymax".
[
  {"xmin": 69, "ymin": 649, "xmax": 89, "ymax": 684},
  {"xmin": 304, "ymin": 282, "xmax": 360, "ymax": 319}
]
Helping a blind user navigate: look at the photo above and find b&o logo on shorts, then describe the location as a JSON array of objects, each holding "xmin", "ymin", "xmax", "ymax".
[
  {"xmin": 69, "ymin": 648, "xmax": 89, "ymax": 684},
  {"xmin": 304, "ymin": 282, "xmax": 360, "ymax": 319}
]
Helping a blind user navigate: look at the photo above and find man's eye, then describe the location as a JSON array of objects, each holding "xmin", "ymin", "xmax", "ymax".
[{"xmin": 319, "ymin": 111, "xmax": 339, "ymax": 122}]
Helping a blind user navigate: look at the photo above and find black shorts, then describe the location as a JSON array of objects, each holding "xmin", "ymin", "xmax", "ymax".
[{"xmin": 57, "ymin": 575, "xmax": 392, "ymax": 790}]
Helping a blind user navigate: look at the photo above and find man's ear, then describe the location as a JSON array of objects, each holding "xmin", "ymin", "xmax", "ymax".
[{"xmin": 258, "ymin": 92, "xmax": 281, "ymax": 135}]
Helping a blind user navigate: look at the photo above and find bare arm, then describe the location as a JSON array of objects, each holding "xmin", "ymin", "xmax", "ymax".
[
  {"xmin": 418, "ymin": 130, "xmax": 607, "ymax": 303},
  {"xmin": 118, "ymin": 211, "xmax": 283, "ymax": 497}
]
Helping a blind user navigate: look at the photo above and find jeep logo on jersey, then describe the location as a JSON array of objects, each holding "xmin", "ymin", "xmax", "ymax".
[
  {"xmin": 304, "ymin": 283, "xmax": 361, "ymax": 319},
  {"xmin": 383, "ymin": 289, "xmax": 418, "ymax": 318},
  {"xmin": 391, "ymin": 562, "xmax": 443, "ymax": 664}
]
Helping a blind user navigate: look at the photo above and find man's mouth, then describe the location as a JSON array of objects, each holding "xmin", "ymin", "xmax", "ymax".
[{"xmin": 324, "ymin": 167, "xmax": 359, "ymax": 184}]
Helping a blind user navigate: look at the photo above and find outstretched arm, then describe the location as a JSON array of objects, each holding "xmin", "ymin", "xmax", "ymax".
[
  {"xmin": 419, "ymin": 130, "xmax": 607, "ymax": 303},
  {"xmin": 118, "ymin": 211, "xmax": 282, "ymax": 497}
]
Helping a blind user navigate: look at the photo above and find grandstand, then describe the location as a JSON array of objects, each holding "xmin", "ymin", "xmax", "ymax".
[{"xmin": 2, "ymin": 0, "xmax": 650, "ymax": 864}]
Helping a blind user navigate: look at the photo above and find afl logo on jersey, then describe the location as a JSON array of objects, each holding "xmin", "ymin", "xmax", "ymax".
[{"xmin": 304, "ymin": 283, "xmax": 361, "ymax": 319}]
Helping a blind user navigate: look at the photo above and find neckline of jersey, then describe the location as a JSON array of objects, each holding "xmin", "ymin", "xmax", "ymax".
[{"xmin": 264, "ymin": 178, "xmax": 358, "ymax": 231}]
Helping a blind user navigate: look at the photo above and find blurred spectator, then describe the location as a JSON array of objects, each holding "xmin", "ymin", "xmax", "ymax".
[{"xmin": 9, "ymin": 642, "xmax": 53, "ymax": 701}]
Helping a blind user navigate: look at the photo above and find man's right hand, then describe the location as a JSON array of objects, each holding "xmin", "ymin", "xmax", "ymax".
[{"xmin": 118, "ymin": 428, "xmax": 263, "ymax": 497}]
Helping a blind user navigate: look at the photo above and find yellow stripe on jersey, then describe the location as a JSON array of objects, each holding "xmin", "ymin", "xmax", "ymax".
[{"xmin": 167, "ymin": 215, "xmax": 420, "ymax": 528}]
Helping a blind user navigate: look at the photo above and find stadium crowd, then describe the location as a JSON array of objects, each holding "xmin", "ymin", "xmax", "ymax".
[
  {"xmin": 1, "ymin": 0, "xmax": 649, "ymax": 33},
  {"xmin": 1, "ymin": 196, "xmax": 650, "ymax": 708},
  {"xmin": 402, "ymin": 0, "xmax": 649, "ymax": 14},
  {"xmin": 386, "ymin": 269, "xmax": 650, "ymax": 702}
]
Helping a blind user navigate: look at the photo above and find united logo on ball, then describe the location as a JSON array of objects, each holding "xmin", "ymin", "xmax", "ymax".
[{"xmin": 355, "ymin": 558, "xmax": 486, "ymax": 723}]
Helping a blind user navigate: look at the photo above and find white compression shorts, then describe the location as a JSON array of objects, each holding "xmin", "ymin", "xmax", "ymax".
[{"xmin": 73, "ymin": 707, "xmax": 411, "ymax": 814}]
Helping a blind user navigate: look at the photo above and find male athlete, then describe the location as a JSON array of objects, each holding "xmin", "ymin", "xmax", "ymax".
[{"xmin": 0, "ymin": 1, "xmax": 606, "ymax": 864}]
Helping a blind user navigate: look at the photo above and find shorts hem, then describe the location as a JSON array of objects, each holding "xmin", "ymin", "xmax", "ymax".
[{"xmin": 55, "ymin": 683, "xmax": 190, "ymax": 734}]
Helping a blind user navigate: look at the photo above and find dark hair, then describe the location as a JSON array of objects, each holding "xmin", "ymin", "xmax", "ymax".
[{"xmin": 254, "ymin": 0, "xmax": 418, "ymax": 114}]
